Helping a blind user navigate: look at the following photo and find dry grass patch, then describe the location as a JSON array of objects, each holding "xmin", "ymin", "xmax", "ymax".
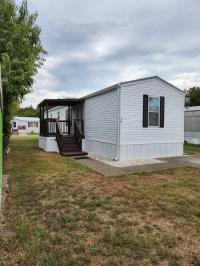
[{"xmin": 1, "ymin": 136, "xmax": 200, "ymax": 265}]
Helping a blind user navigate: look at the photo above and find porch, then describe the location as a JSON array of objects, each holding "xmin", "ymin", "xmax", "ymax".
[{"xmin": 38, "ymin": 98, "xmax": 87, "ymax": 156}]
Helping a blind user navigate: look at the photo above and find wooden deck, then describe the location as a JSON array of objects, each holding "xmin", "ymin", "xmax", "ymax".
[
  {"xmin": 40, "ymin": 119, "xmax": 87, "ymax": 156},
  {"xmin": 38, "ymin": 98, "xmax": 86, "ymax": 156}
]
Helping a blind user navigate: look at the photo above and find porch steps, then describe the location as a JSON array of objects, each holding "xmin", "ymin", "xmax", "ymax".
[
  {"xmin": 58, "ymin": 135, "xmax": 88, "ymax": 156},
  {"xmin": 61, "ymin": 151, "xmax": 88, "ymax": 156}
]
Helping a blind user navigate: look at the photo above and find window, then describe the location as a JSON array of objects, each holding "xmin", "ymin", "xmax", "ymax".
[
  {"xmin": 18, "ymin": 125, "xmax": 26, "ymax": 130},
  {"xmin": 148, "ymin": 97, "xmax": 160, "ymax": 126},
  {"xmin": 28, "ymin": 122, "xmax": 38, "ymax": 128}
]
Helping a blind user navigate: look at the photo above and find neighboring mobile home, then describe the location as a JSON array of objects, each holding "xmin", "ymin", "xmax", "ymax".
[
  {"xmin": 38, "ymin": 76, "xmax": 184, "ymax": 161},
  {"xmin": 12, "ymin": 116, "xmax": 40, "ymax": 135},
  {"xmin": 184, "ymin": 106, "xmax": 200, "ymax": 144},
  {"xmin": 46, "ymin": 106, "xmax": 68, "ymax": 120}
]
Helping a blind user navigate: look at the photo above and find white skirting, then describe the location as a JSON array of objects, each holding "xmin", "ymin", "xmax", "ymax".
[
  {"xmin": 185, "ymin": 138, "xmax": 200, "ymax": 145},
  {"xmin": 39, "ymin": 137, "xmax": 183, "ymax": 161},
  {"xmin": 185, "ymin": 132, "xmax": 200, "ymax": 144},
  {"xmin": 119, "ymin": 142, "xmax": 183, "ymax": 161},
  {"xmin": 39, "ymin": 136, "xmax": 59, "ymax": 153},
  {"xmin": 83, "ymin": 139, "xmax": 117, "ymax": 160}
]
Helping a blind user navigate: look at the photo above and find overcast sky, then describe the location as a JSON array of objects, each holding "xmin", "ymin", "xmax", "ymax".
[{"xmin": 17, "ymin": 0, "xmax": 200, "ymax": 107}]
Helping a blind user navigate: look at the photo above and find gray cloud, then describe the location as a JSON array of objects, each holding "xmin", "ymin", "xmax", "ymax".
[{"xmin": 15, "ymin": 0, "xmax": 200, "ymax": 106}]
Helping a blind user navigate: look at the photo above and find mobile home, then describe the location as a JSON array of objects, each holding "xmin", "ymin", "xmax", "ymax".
[
  {"xmin": 38, "ymin": 76, "xmax": 184, "ymax": 161},
  {"xmin": 12, "ymin": 116, "xmax": 40, "ymax": 135},
  {"xmin": 185, "ymin": 106, "xmax": 200, "ymax": 144},
  {"xmin": 46, "ymin": 106, "xmax": 68, "ymax": 120}
]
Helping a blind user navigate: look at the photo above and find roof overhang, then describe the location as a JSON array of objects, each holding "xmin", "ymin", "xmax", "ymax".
[{"xmin": 38, "ymin": 98, "xmax": 82, "ymax": 107}]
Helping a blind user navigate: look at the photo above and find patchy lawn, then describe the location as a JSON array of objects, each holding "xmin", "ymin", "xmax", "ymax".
[
  {"xmin": 184, "ymin": 143, "xmax": 200, "ymax": 154},
  {"xmin": 1, "ymin": 136, "xmax": 200, "ymax": 265}
]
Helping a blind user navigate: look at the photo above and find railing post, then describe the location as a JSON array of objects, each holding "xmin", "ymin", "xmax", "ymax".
[{"xmin": 47, "ymin": 116, "xmax": 48, "ymax": 137}]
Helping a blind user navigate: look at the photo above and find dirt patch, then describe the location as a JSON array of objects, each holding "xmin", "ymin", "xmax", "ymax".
[
  {"xmin": 0, "ymin": 175, "xmax": 15, "ymax": 255},
  {"xmin": 0, "ymin": 175, "xmax": 9, "ymax": 209},
  {"xmin": 139, "ymin": 173, "xmax": 176, "ymax": 184}
]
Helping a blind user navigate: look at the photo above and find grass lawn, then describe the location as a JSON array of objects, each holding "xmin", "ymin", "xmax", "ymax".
[
  {"xmin": 1, "ymin": 136, "xmax": 200, "ymax": 265},
  {"xmin": 184, "ymin": 143, "xmax": 200, "ymax": 154}
]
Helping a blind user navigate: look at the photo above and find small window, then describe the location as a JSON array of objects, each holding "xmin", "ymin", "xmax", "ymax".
[
  {"xmin": 28, "ymin": 122, "xmax": 38, "ymax": 128},
  {"xmin": 18, "ymin": 125, "xmax": 26, "ymax": 130},
  {"xmin": 148, "ymin": 97, "xmax": 160, "ymax": 126}
]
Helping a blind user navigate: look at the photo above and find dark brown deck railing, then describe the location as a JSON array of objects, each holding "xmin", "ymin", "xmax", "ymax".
[
  {"xmin": 56, "ymin": 120, "xmax": 63, "ymax": 151},
  {"xmin": 40, "ymin": 118, "xmax": 69, "ymax": 136},
  {"xmin": 74, "ymin": 119, "xmax": 84, "ymax": 147}
]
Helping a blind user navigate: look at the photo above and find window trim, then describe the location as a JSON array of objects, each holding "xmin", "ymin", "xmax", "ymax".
[
  {"xmin": 28, "ymin": 122, "xmax": 38, "ymax": 128},
  {"xmin": 148, "ymin": 96, "xmax": 160, "ymax": 127}
]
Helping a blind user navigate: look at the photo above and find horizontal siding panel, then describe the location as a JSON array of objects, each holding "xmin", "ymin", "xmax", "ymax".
[
  {"xmin": 84, "ymin": 88, "xmax": 118, "ymax": 144},
  {"xmin": 47, "ymin": 106, "xmax": 68, "ymax": 120},
  {"xmin": 184, "ymin": 111, "xmax": 200, "ymax": 132},
  {"xmin": 120, "ymin": 79, "xmax": 184, "ymax": 145}
]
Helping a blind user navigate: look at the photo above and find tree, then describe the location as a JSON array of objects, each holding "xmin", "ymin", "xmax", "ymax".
[
  {"xmin": 16, "ymin": 105, "xmax": 39, "ymax": 117},
  {"xmin": 0, "ymin": 0, "xmax": 45, "ymax": 149},
  {"xmin": 185, "ymin": 87, "xmax": 200, "ymax": 106}
]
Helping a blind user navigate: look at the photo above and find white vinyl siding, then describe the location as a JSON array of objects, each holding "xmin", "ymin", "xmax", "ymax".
[
  {"xmin": 120, "ymin": 79, "xmax": 184, "ymax": 145},
  {"xmin": 12, "ymin": 118, "xmax": 40, "ymax": 134},
  {"xmin": 47, "ymin": 106, "xmax": 68, "ymax": 120},
  {"xmin": 83, "ymin": 88, "xmax": 118, "ymax": 159},
  {"xmin": 184, "ymin": 107, "xmax": 200, "ymax": 144},
  {"xmin": 118, "ymin": 78, "xmax": 184, "ymax": 160},
  {"xmin": 84, "ymin": 88, "xmax": 118, "ymax": 144}
]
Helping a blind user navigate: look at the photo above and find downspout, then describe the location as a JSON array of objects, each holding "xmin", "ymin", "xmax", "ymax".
[{"xmin": 114, "ymin": 85, "xmax": 121, "ymax": 161}]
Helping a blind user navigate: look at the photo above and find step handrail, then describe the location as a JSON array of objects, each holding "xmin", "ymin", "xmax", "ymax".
[
  {"xmin": 56, "ymin": 120, "xmax": 63, "ymax": 152},
  {"xmin": 74, "ymin": 119, "xmax": 84, "ymax": 147}
]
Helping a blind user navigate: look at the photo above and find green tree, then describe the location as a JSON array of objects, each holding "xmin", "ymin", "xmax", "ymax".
[
  {"xmin": 0, "ymin": 0, "xmax": 45, "ymax": 149},
  {"xmin": 185, "ymin": 87, "xmax": 200, "ymax": 106},
  {"xmin": 16, "ymin": 105, "xmax": 39, "ymax": 117}
]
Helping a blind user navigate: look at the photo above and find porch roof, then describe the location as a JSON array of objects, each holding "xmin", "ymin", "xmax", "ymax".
[{"xmin": 38, "ymin": 98, "xmax": 82, "ymax": 107}]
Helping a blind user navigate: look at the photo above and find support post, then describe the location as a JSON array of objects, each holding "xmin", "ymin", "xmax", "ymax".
[
  {"xmin": 46, "ymin": 105, "xmax": 49, "ymax": 136},
  {"xmin": 68, "ymin": 105, "xmax": 71, "ymax": 135},
  {"xmin": 42, "ymin": 106, "xmax": 44, "ymax": 120},
  {"xmin": 39, "ymin": 107, "xmax": 41, "ymax": 136},
  {"xmin": 39, "ymin": 107, "xmax": 41, "ymax": 120}
]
